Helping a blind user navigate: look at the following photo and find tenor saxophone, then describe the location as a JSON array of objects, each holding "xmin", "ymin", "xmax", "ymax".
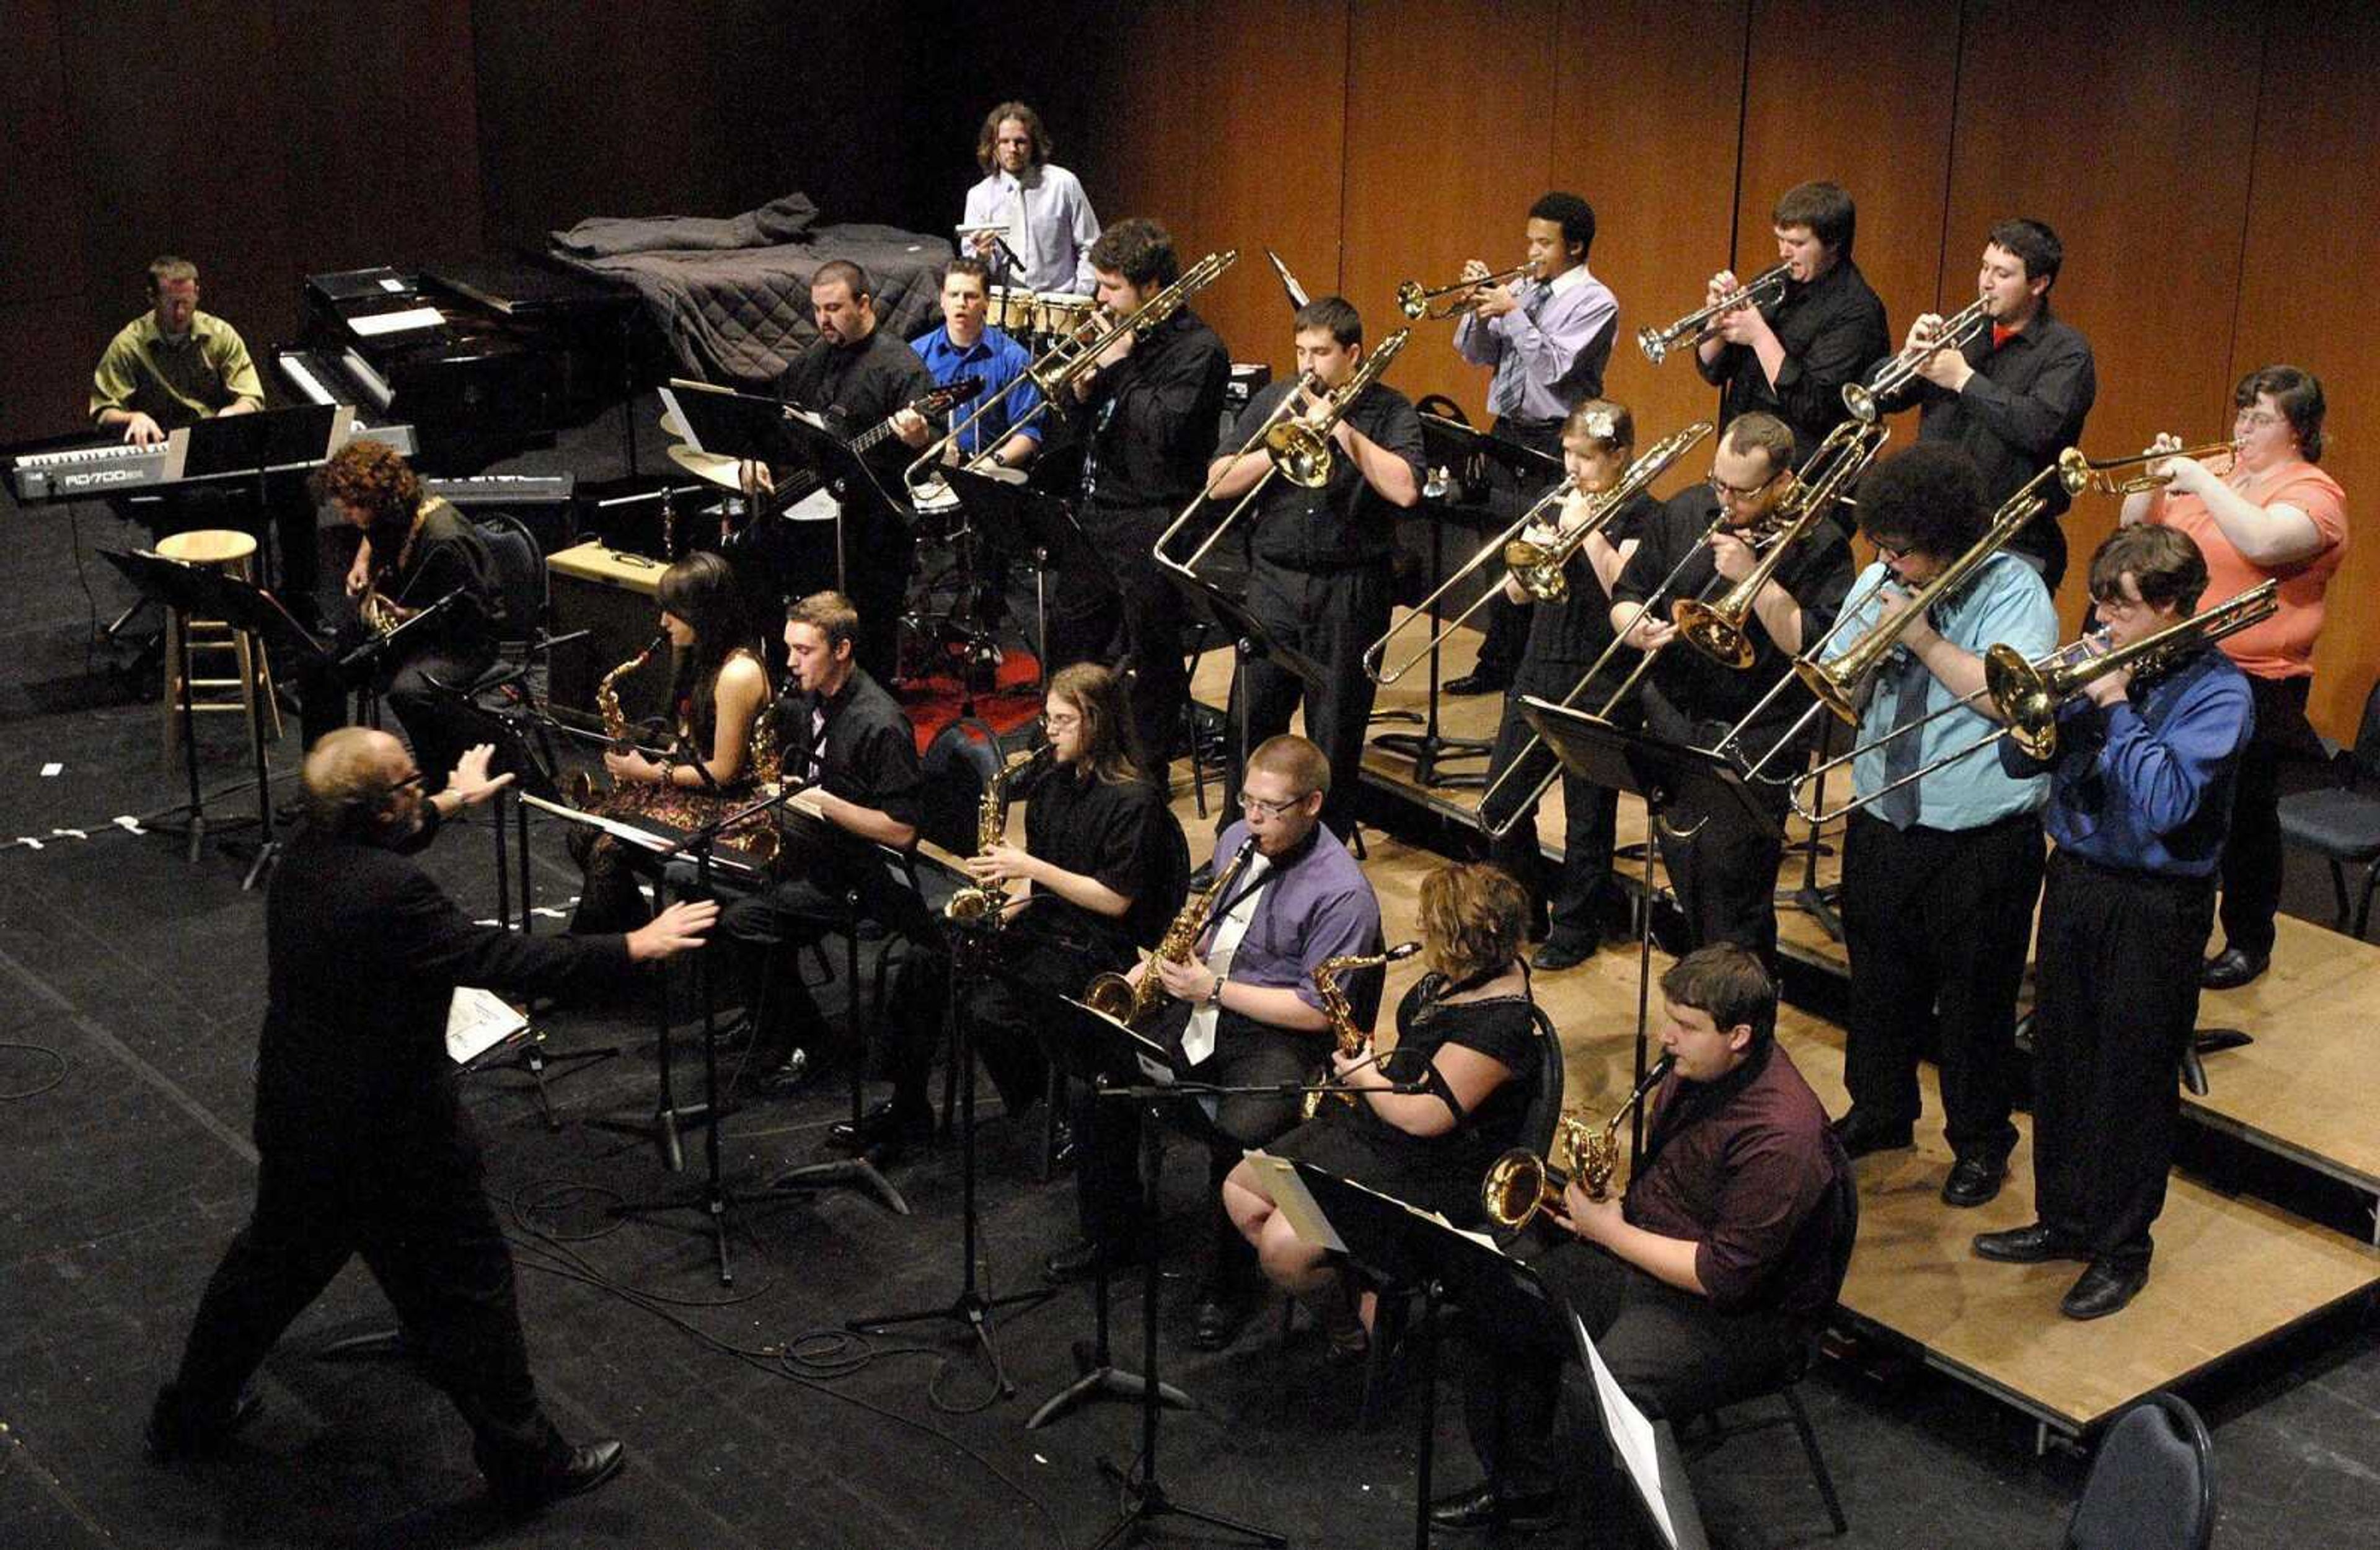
[
  {"xmin": 1301, "ymin": 941, "xmax": 1423, "ymax": 1120},
  {"xmin": 1479, "ymin": 1055, "xmax": 1675, "ymax": 1231},
  {"xmin": 566, "ymin": 632, "xmax": 666, "ymax": 808},
  {"xmin": 945, "ymin": 744, "xmax": 1054, "ymax": 924},
  {"xmin": 1084, "ymin": 838, "xmax": 1256, "ymax": 1028}
]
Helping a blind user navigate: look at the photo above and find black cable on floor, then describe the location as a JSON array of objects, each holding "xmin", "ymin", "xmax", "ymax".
[{"xmin": 0, "ymin": 1043, "xmax": 68, "ymax": 1101}]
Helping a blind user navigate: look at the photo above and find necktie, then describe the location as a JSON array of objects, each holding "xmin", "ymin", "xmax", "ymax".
[{"xmin": 1874, "ymin": 654, "xmax": 1931, "ymax": 829}]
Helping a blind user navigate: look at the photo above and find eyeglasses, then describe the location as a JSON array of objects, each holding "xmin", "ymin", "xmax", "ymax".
[
  {"xmin": 2232, "ymin": 408, "xmax": 2285, "ymax": 429},
  {"xmin": 1041, "ymin": 711, "xmax": 1081, "ymax": 731},
  {"xmin": 1238, "ymin": 791, "xmax": 1310, "ymax": 818},
  {"xmin": 1870, "ymin": 537, "xmax": 1914, "ymax": 563},
  {"xmin": 1708, "ymin": 470, "xmax": 1779, "ymax": 503},
  {"xmin": 392, "ymin": 771, "xmax": 427, "ymax": 794}
]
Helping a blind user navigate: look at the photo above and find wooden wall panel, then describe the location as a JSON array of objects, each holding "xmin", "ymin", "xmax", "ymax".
[
  {"xmin": 1737, "ymin": 0, "xmax": 1962, "ymax": 346},
  {"xmin": 2231, "ymin": 6, "xmax": 2380, "ymax": 740},
  {"xmin": 1, "ymin": 0, "xmax": 86, "ymax": 310},
  {"xmin": 1944, "ymin": 0, "xmax": 2263, "ymax": 625},
  {"xmin": 1341, "ymin": 0, "xmax": 1559, "ymax": 424},
  {"xmin": 1554, "ymin": 0, "xmax": 1749, "ymax": 495}
]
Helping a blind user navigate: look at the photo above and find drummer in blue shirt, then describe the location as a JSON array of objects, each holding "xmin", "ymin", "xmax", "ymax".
[{"xmin": 909, "ymin": 255, "xmax": 1044, "ymax": 474}]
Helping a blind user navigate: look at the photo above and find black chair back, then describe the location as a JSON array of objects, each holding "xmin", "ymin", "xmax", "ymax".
[
  {"xmin": 2349, "ymin": 675, "xmax": 2380, "ymax": 786},
  {"xmin": 474, "ymin": 513, "xmax": 546, "ymax": 648},
  {"xmin": 2064, "ymin": 1391, "xmax": 2216, "ymax": 1550},
  {"xmin": 1514, "ymin": 1002, "xmax": 1567, "ymax": 1159},
  {"xmin": 917, "ymin": 716, "xmax": 1006, "ymax": 857}
]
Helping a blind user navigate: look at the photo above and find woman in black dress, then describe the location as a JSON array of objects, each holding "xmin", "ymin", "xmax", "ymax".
[{"xmin": 1220, "ymin": 861, "xmax": 1543, "ymax": 1354}]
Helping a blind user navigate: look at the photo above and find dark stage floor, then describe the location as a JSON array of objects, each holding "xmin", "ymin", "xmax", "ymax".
[{"xmin": 5, "ymin": 407, "xmax": 2379, "ymax": 1549}]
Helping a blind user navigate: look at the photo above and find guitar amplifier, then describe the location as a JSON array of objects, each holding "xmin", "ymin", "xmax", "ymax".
[{"xmin": 547, "ymin": 542, "xmax": 671, "ymax": 724}]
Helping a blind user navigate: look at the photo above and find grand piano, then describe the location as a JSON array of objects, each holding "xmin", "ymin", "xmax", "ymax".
[{"xmin": 273, "ymin": 252, "xmax": 640, "ymax": 473}]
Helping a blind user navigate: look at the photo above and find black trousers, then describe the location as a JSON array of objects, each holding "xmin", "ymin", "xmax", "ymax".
[
  {"xmin": 1652, "ymin": 776, "xmax": 1792, "ymax": 972},
  {"xmin": 157, "ymin": 1131, "xmax": 570, "ymax": 1488},
  {"xmin": 1840, "ymin": 809, "xmax": 2044, "ymax": 1160},
  {"xmin": 1220, "ymin": 559, "xmax": 1391, "ymax": 842},
  {"xmin": 2218, "ymin": 672, "xmax": 2313, "ymax": 960},
  {"xmin": 1076, "ymin": 1013, "xmax": 1312, "ymax": 1285},
  {"xmin": 298, "ymin": 640, "xmax": 496, "ymax": 789},
  {"xmin": 2031, "ymin": 848, "xmax": 2215, "ymax": 1270},
  {"xmin": 1484, "ymin": 675, "xmax": 1626, "ymax": 940},
  {"xmin": 882, "ymin": 932, "xmax": 1109, "ymax": 1117},
  {"xmin": 1466, "ymin": 416, "xmax": 1565, "ymax": 682},
  {"xmin": 722, "ymin": 872, "xmax": 854, "ymax": 1062},
  {"xmin": 1047, "ymin": 501, "xmax": 1186, "ymax": 785},
  {"xmin": 1458, "ymin": 1236, "xmax": 1805, "ymax": 1522}
]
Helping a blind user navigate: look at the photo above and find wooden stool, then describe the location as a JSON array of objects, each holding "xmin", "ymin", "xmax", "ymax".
[{"xmin": 158, "ymin": 529, "xmax": 282, "ymax": 764}]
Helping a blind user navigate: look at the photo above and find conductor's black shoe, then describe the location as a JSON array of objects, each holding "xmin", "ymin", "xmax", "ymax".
[
  {"xmin": 2061, "ymin": 1261, "xmax": 2148, "ymax": 1321},
  {"xmin": 826, "ymin": 1099, "xmax": 933, "ymax": 1153},
  {"xmin": 1939, "ymin": 1153, "xmax": 2006, "ymax": 1209},
  {"xmin": 2201, "ymin": 946, "xmax": 2269, "ymax": 989},
  {"xmin": 1442, "ymin": 670, "xmax": 1509, "ymax": 697},
  {"xmin": 145, "ymin": 1386, "xmax": 262, "ymax": 1461},
  {"xmin": 1044, "ymin": 1238, "xmax": 1140, "ymax": 1284},
  {"xmin": 754, "ymin": 1050, "xmax": 813, "ymax": 1096},
  {"xmin": 1188, "ymin": 1288, "xmax": 1249, "ymax": 1351},
  {"xmin": 1533, "ymin": 932, "xmax": 1595, "ymax": 972},
  {"xmin": 1972, "ymin": 1222, "xmax": 2092, "ymax": 1264},
  {"xmin": 1829, "ymin": 1109, "xmax": 1914, "ymax": 1159},
  {"xmin": 488, "ymin": 1440, "xmax": 627, "ymax": 1512},
  {"xmin": 1426, "ymin": 1482, "xmax": 1564, "ymax": 1533}
]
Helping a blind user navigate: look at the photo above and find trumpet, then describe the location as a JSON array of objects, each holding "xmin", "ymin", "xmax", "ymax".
[
  {"xmin": 909, "ymin": 249, "xmax": 1238, "ymax": 484},
  {"xmin": 1480, "ymin": 1055, "xmax": 1673, "ymax": 1231},
  {"xmin": 1637, "ymin": 262, "xmax": 1791, "ymax": 365},
  {"xmin": 1397, "ymin": 263, "xmax": 1531, "ymax": 320},
  {"xmin": 1672, "ymin": 419, "xmax": 1889, "ymax": 668},
  {"xmin": 1302, "ymin": 940, "xmax": 1424, "ymax": 1120},
  {"xmin": 1154, "ymin": 329, "xmax": 1412, "ymax": 581},
  {"xmin": 1365, "ymin": 420, "xmax": 1712, "ymax": 688},
  {"xmin": 1843, "ymin": 294, "xmax": 1992, "ymax": 424},
  {"xmin": 2058, "ymin": 442, "xmax": 2236, "ymax": 497},
  {"xmin": 1989, "ymin": 580, "xmax": 2279, "ymax": 759}
]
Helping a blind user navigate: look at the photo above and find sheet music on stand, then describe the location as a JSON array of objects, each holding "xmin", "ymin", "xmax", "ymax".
[{"xmin": 447, "ymin": 987, "xmax": 532, "ymax": 1067}]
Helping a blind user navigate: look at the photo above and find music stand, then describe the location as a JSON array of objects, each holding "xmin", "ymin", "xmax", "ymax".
[
  {"xmin": 1521, "ymin": 698, "xmax": 1781, "ymax": 1161},
  {"xmin": 1016, "ymin": 987, "xmax": 1198, "ymax": 1432},
  {"xmin": 180, "ymin": 403, "xmax": 351, "ymax": 592},
  {"xmin": 939, "ymin": 462, "xmax": 1090, "ymax": 692},
  {"xmin": 663, "ymin": 379, "xmax": 857, "ymax": 589},
  {"xmin": 1158, "ymin": 566, "xmax": 1329, "ymax": 818},
  {"xmin": 1373, "ymin": 413, "xmax": 1511, "ymax": 789}
]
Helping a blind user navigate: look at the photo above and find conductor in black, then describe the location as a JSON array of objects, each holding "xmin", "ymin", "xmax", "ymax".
[{"xmin": 144, "ymin": 729, "xmax": 716, "ymax": 1510}]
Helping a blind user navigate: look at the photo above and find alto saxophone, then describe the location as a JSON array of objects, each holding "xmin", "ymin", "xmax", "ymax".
[
  {"xmin": 566, "ymin": 632, "xmax": 666, "ymax": 807},
  {"xmin": 1084, "ymin": 838, "xmax": 1256, "ymax": 1028},
  {"xmin": 1479, "ymin": 1055, "xmax": 1675, "ymax": 1231},
  {"xmin": 1301, "ymin": 941, "xmax": 1422, "ymax": 1120},
  {"xmin": 945, "ymin": 744, "xmax": 1055, "ymax": 924}
]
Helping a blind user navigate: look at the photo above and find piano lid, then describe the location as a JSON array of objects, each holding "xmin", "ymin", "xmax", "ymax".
[{"xmin": 424, "ymin": 252, "xmax": 633, "ymax": 320}]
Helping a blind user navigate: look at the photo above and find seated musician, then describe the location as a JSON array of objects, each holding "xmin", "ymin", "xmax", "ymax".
[
  {"xmin": 1047, "ymin": 734, "xmax": 1382, "ymax": 1357},
  {"xmin": 857, "ymin": 663, "xmax": 1188, "ymax": 1155},
  {"xmin": 299, "ymin": 439, "xmax": 501, "ymax": 791},
  {"xmin": 1484, "ymin": 399, "xmax": 1657, "ymax": 969},
  {"xmin": 1825, "ymin": 446, "xmax": 2055, "ymax": 1208},
  {"xmin": 1974, "ymin": 526, "xmax": 2252, "ymax": 1321},
  {"xmin": 92, "ymin": 254, "xmax": 319, "ymax": 620},
  {"xmin": 1607, "ymin": 412, "xmax": 1853, "ymax": 968},
  {"xmin": 908, "ymin": 254, "xmax": 1044, "ymax": 636},
  {"xmin": 1431, "ymin": 946, "xmax": 1854, "ymax": 1537},
  {"xmin": 722, "ymin": 591, "xmax": 922, "ymax": 1095},
  {"xmin": 1204, "ymin": 294, "xmax": 1424, "ymax": 845},
  {"xmin": 1220, "ymin": 861, "xmax": 1541, "ymax": 1362},
  {"xmin": 567, "ymin": 552, "xmax": 773, "ymax": 935}
]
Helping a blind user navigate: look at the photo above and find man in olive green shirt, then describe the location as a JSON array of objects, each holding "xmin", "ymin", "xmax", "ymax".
[{"xmin": 92, "ymin": 257, "xmax": 264, "ymax": 444}]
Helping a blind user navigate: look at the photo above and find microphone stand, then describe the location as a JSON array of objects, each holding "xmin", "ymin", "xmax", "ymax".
[{"xmin": 608, "ymin": 780, "xmax": 810, "ymax": 1286}]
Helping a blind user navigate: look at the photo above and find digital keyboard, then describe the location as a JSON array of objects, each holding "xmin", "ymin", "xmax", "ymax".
[
  {"xmin": 423, "ymin": 473, "xmax": 576, "ymax": 507},
  {"xmin": 8, "ymin": 411, "xmax": 416, "ymax": 504}
]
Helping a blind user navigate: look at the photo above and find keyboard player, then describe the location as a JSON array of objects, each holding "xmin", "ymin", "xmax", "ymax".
[{"xmin": 89, "ymin": 255, "xmax": 319, "ymax": 622}]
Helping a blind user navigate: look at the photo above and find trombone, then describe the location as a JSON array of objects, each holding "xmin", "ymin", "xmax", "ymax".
[
  {"xmin": 1672, "ymin": 419, "xmax": 1888, "ymax": 668},
  {"xmin": 906, "ymin": 249, "xmax": 1238, "ymax": 486},
  {"xmin": 2058, "ymin": 441, "xmax": 2235, "ymax": 496},
  {"xmin": 1398, "ymin": 262, "xmax": 1531, "ymax": 320},
  {"xmin": 1364, "ymin": 420, "xmax": 1711, "ymax": 689},
  {"xmin": 1842, "ymin": 295, "xmax": 1991, "ymax": 425},
  {"xmin": 1637, "ymin": 261, "xmax": 1790, "ymax": 365},
  {"xmin": 1155, "ymin": 329, "xmax": 1413, "ymax": 578}
]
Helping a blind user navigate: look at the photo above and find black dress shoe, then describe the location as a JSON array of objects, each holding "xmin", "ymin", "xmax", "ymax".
[
  {"xmin": 1426, "ymin": 1482, "xmax": 1564, "ymax": 1533},
  {"xmin": 1533, "ymin": 933, "xmax": 1595, "ymax": 972},
  {"xmin": 2061, "ymin": 1261, "xmax": 2148, "ymax": 1320},
  {"xmin": 1044, "ymin": 1238, "xmax": 1140, "ymax": 1284},
  {"xmin": 1939, "ymin": 1154, "xmax": 2006, "ymax": 1208},
  {"xmin": 1971, "ymin": 1222, "xmax": 2093, "ymax": 1264},
  {"xmin": 1830, "ymin": 1109, "xmax": 1914, "ymax": 1159},
  {"xmin": 827, "ymin": 1099, "xmax": 933, "ymax": 1152},
  {"xmin": 490, "ymin": 1439, "xmax": 627, "ymax": 1512},
  {"xmin": 1188, "ymin": 1290, "xmax": 1249, "ymax": 1351},
  {"xmin": 2201, "ymin": 946, "xmax": 2269, "ymax": 990},
  {"xmin": 754, "ymin": 1050, "xmax": 812, "ymax": 1096},
  {"xmin": 1442, "ymin": 670, "xmax": 1510, "ymax": 697},
  {"xmin": 145, "ymin": 1386, "xmax": 262, "ymax": 1461}
]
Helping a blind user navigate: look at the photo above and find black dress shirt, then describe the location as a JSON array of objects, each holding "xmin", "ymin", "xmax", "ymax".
[
  {"xmin": 1698, "ymin": 258, "xmax": 1890, "ymax": 468},
  {"xmin": 379, "ymin": 496, "xmax": 501, "ymax": 655},
  {"xmin": 1611, "ymin": 487, "xmax": 1854, "ymax": 756},
  {"xmin": 1519, "ymin": 488, "xmax": 1662, "ymax": 672},
  {"xmin": 1877, "ymin": 303, "xmax": 2097, "ymax": 581},
  {"xmin": 1022, "ymin": 764, "xmax": 1189, "ymax": 960},
  {"xmin": 1237, "ymin": 379, "xmax": 1426, "ymax": 570},
  {"xmin": 775, "ymin": 667, "xmax": 923, "ymax": 888},
  {"xmin": 1077, "ymin": 307, "xmax": 1231, "ymax": 513},
  {"xmin": 770, "ymin": 326, "xmax": 938, "ymax": 504}
]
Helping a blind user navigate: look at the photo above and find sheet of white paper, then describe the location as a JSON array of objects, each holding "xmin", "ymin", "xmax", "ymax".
[
  {"xmin": 1584, "ymin": 1329, "xmax": 1679, "ymax": 1547},
  {"xmin": 350, "ymin": 306, "xmax": 444, "ymax": 338},
  {"xmin": 446, "ymin": 987, "xmax": 529, "ymax": 1066}
]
